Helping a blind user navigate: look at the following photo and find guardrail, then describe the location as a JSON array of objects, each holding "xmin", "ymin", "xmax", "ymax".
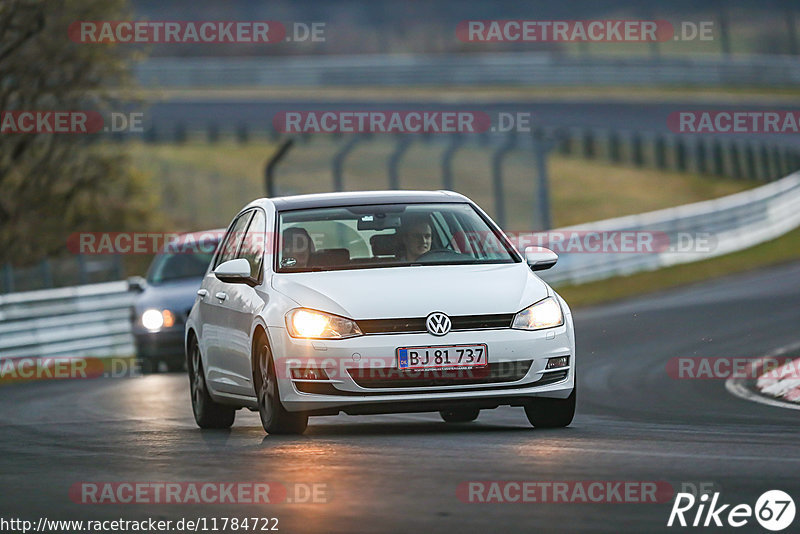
[
  {"xmin": 0, "ymin": 281, "xmax": 134, "ymax": 361},
  {"xmin": 539, "ymin": 171, "xmax": 800, "ymax": 285},
  {"xmin": 2, "ymin": 171, "xmax": 800, "ymax": 362},
  {"xmin": 135, "ymin": 52, "xmax": 800, "ymax": 88}
]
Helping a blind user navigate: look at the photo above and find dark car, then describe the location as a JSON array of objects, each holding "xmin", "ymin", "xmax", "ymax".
[{"xmin": 129, "ymin": 230, "xmax": 223, "ymax": 372}]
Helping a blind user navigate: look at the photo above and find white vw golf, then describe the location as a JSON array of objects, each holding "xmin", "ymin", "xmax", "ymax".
[{"xmin": 185, "ymin": 191, "xmax": 575, "ymax": 434}]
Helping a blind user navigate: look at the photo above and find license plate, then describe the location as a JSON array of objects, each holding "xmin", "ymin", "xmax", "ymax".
[{"xmin": 397, "ymin": 344, "xmax": 488, "ymax": 370}]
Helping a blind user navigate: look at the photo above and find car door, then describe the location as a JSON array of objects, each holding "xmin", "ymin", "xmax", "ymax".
[
  {"xmin": 223, "ymin": 207, "xmax": 269, "ymax": 395},
  {"xmin": 198, "ymin": 210, "xmax": 253, "ymax": 391}
]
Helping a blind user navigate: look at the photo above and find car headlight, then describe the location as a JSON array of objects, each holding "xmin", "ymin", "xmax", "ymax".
[
  {"xmin": 141, "ymin": 309, "xmax": 175, "ymax": 331},
  {"xmin": 511, "ymin": 297, "xmax": 564, "ymax": 330},
  {"xmin": 285, "ymin": 309, "xmax": 363, "ymax": 339}
]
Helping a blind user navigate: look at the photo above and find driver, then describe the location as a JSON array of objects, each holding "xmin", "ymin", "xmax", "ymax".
[{"xmin": 398, "ymin": 214, "xmax": 433, "ymax": 261}]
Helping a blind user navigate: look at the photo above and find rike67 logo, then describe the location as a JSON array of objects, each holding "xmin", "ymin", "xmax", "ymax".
[{"xmin": 667, "ymin": 490, "xmax": 795, "ymax": 531}]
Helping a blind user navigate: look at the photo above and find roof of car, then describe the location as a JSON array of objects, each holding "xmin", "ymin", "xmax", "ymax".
[{"xmin": 262, "ymin": 190, "xmax": 470, "ymax": 211}]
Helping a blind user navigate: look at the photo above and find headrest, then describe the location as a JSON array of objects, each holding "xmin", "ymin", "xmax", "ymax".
[
  {"xmin": 311, "ymin": 248, "xmax": 350, "ymax": 267},
  {"xmin": 282, "ymin": 227, "xmax": 315, "ymax": 254},
  {"xmin": 370, "ymin": 234, "xmax": 398, "ymax": 256}
]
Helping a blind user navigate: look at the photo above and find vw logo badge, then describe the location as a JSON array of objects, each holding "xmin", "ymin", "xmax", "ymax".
[{"xmin": 426, "ymin": 312, "xmax": 451, "ymax": 336}]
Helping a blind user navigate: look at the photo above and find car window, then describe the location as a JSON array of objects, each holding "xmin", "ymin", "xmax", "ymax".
[
  {"xmin": 214, "ymin": 211, "xmax": 253, "ymax": 269},
  {"xmin": 237, "ymin": 209, "xmax": 266, "ymax": 280},
  {"xmin": 146, "ymin": 250, "xmax": 216, "ymax": 284},
  {"xmin": 276, "ymin": 202, "xmax": 518, "ymax": 272}
]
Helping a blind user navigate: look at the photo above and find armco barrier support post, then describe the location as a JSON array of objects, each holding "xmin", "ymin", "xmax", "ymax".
[
  {"xmin": 331, "ymin": 135, "xmax": 362, "ymax": 192},
  {"xmin": 744, "ymin": 143, "xmax": 758, "ymax": 181},
  {"xmin": 441, "ymin": 135, "xmax": 462, "ymax": 191},
  {"xmin": 174, "ymin": 123, "xmax": 187, "ymax": 144},
  {"xmin": 41, "ymin": 260, "xmax": 53, "ymax": 289},
  {"xmin": 206, "ymin": 123, "xmax": 219, "ymax": 143},
  {"xmin": 712, "ymin": 139, "xmax": 725, "ymax": 176},
  {"xmin": 695, "ymin": 138, "xmax": 708, "ymax": 175},
  {"xmin": 654, "ymin": 135, "xmax": 667, "ymax": 170},
  {"xmin": 388, "ymin": 136, "xmax": 413, "ymax": 190},
  {"xmin": 491, "ymin": 133, "xmax": 516, "ymax": 229},
  {"xmin": 631, "ymin": 132, "xmax": 644, "ymax": 167},
  {"xmin": 77, "ymin": 255, "xmax": 88, "ymax": 286},
  {"xmin": 582, "ymin": 129, "xmax": 595, "ymax": 159},
  {"xmin": 236, "ymin": 123, "xmax": 249, "ymax": 144},
  {"xmin": 2, "ymin": 263, "xmax": 14, "ymax": 294},
  {"xmin": 557, "ymin": 129, "xmax": 571, "ymax": 156},
  {"xmin": 113, "ymin": 254, "xmax": 124, "ymax": 281},
  {"xmin": 534, "ymin": 137, "xmax": 553, "ymax": 231},
  {"xmin": 144, "ymin": 124, "xmax": 158, "ymax": 143},
  {"xmin": 675, "ymin": 137, "xmax": 688, "ymax": 173},
  {"xmin": 264, "ymin": 138, "xmax": 294, "ymax": 197},
  {"xmin": 729, "ymin": 141, "xmax": 743, "ymax": 179},
  {"xmin": 608, "ymin": 130, "xmax": 621, "ymax": 163}
]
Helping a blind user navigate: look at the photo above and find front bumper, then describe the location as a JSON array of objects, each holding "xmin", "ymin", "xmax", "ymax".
[
  {"xmin": 267, "ymin": 315, "xmax": 575, "ymax": 414},
  {"xmin": 132, "ymin": 327, "xmax": 185, "ymax": 363}
]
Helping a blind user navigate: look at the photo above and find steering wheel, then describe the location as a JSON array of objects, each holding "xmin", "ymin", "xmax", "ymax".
[{"xmin": 415, "ymin": 249, "xmax": 465, "ymax": 261}]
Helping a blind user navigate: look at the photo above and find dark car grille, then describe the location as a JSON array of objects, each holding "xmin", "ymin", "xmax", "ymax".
[
  {"xmin": 348, "ymin": 359, "xmax": 533, "ymax": 388},
  {"xmin": 356, "ymin": 314, "xmax": 514, "ymax": 335}
]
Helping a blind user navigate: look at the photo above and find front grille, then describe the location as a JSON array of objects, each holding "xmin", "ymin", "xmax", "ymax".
[
  {"xmin": 356, "ymin": 314, "xmax": 513, "ymax": 334},
  {"xmin": 348, "ymin": 360, "xmax": 532, "ymax": 388},
  {"xmin": 294, "ymin": 361, "xmax": 568, "ymax": 396}
]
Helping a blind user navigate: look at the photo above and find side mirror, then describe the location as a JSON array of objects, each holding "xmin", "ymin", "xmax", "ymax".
[
  {"xmin": 214, "ymin": 258, "xmax": 252, "ymax": 284},
  {"xmin": 524, "ymin": 246, "xmax": 558, "ymax": 271},
  {"xmin": 127, "ymin": 276, "xmax": 147, "ymax": 293}
]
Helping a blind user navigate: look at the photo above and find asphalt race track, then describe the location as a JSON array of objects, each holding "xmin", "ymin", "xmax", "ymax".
[{"xmin": 1, "ymin": 262, "xmax": 799, "ymax": 533}]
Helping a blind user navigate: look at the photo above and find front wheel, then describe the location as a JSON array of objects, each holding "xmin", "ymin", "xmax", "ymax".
[
  {"xmin": 439, "ymin": 408, "xmax": 480, "ymax": 423},
  {"xmin": 523, "ymin": 388, "xmax": 576, "ymax": 428},
  {"xmin": 188, "ymin": 340, "xmax": 235, "ymax": 429},
  {"xmin": 256, "ymin": 340, "xmax": 308, "ymax": 435}
]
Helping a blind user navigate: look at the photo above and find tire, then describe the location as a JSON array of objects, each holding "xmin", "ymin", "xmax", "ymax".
[
  {"xmin": 188, "ymin": 340, "xmax": 235, "ymax": 429},
  {"xmin": 439, "ymin": 408, "xmax": 480, "ymax": 423},
  {"xmin": 523, "ymin": 388, "xmax": 576, "ymax": 428},
  {"xmin": 255, "ymin": 337, "xmax": 308, "ymax": 435}
]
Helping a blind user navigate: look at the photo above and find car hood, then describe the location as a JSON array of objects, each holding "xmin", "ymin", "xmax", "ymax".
[
  {"xmin": 133, "ymin": 277, "xmax": 203, "ymax": 315},
  {"xmin": 271, "ymin": 263, "xmax": 548, "ymax": 319}
]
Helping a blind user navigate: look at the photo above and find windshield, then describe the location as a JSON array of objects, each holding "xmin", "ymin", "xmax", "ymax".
[
  {"xmin": 276, "ymin": 202, "xmax": 518, "ymax": 273},
  {"xmin": 146, "ymin": 250, "xmax": 216, "ymax": 284}
]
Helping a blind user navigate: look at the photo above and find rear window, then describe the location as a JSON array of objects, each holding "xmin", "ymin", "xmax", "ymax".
[{"xmin": 146, "ymin": 250, "xmax": 216, "ymax": 284}]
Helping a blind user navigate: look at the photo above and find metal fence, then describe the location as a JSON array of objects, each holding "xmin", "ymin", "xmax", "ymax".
[
  {"xmin": 2, "ymin": 171, "xmax": 800, "ymax": 362},
  {"xmin": 0, "ymin": 281, "xmax": 134, "ymax": 361},
  {"xmin": 539, "ymin": 171, "xmax": 800, "ymax": 285},
  {"xmin": 135, "ymin": 53, "xmax": 800, "ymax": 88}
]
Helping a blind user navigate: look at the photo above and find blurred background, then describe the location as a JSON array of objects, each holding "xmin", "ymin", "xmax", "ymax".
[{"xmin": 1, "ymin": 0, "xmax": 800, "ymax": 300}]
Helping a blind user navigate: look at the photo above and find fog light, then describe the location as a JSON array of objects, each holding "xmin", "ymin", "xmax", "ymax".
[
  {"xmin": 291, "ymin": 367, "xmax": 329, "ymax": 380},
  {"xmin": 546, "ymin": 356, "xmax": 570, "ymax": 370}
]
